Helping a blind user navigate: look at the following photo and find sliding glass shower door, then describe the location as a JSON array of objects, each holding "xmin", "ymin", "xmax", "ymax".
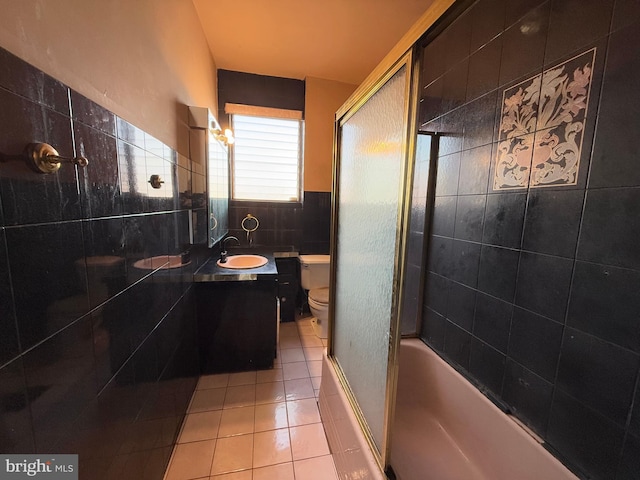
[{"xmin": 330, "ymin": 54, "xmax": 414, "ymax": 467}]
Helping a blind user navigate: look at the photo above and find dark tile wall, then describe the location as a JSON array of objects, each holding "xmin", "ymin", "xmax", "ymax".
[
  {"xmin": 0, "ymin": 47, "xmax": 205, "ymax": 478},
  {"xmin": 226, "ymin": 191, "xmax": 330, "ymax": 254},
  {"xmin": 228, "ymin": 200, "xmax": 303, "ymax": 251},
  {"xmin": 413, "ymin": 1, "xmax": 640, "ymax": 478}
]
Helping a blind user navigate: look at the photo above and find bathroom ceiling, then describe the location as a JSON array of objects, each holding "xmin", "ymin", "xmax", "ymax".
[{"xmin": 192, "ymin": 0, "xmax": 435, "ymax": 86}]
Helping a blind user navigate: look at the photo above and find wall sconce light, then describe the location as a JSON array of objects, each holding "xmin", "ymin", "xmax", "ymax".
[{"xmin": 211, "ymin": 125, "xmax": 235, "ymax": 146}]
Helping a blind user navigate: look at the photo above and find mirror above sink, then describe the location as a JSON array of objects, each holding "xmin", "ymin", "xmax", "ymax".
[{"xmin": 188, "ymin": 107, "xmax": 230, "ymax": 248}]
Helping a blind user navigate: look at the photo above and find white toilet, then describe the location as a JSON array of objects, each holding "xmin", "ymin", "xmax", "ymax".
[{"xmin": 298, "ymin": 254, "xmax": 330, "ymax": 339}]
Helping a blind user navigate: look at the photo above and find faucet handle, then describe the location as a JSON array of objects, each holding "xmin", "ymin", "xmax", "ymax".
[{"xmin": 219, "ymin": 235, "xmax": 240, "ymax": 263}]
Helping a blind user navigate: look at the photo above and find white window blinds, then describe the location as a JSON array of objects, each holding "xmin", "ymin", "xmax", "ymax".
[{"xmin": 231, "ymin": 114, "xmax": 302, "ymax": 202}]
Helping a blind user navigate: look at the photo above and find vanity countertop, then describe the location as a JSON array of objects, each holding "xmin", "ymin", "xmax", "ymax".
[{"xmin": 194, "ymin": 252, "xmax": 279, "ymax": 282}]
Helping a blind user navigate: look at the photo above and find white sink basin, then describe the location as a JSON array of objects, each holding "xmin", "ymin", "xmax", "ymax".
[{"xmin": 217, "ymin": 254, "xmax": 268, "ymax": 269}]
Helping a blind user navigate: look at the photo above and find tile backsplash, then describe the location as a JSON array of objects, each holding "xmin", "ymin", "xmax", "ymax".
[
  {"xmin": 226, "ymin": 190, "xmax": 331, "ymax": 254},
  {"xmin": 0, "ymin": 47, "xmax": 204, "ymax": 478}
]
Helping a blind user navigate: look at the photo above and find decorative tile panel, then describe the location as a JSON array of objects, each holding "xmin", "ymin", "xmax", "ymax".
[{"xmin": 494, "ymin": 48, "xmax": 596, "ymax": 190}]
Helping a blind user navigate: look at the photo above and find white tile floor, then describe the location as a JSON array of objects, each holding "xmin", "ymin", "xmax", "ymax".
[{"xmin": 164, "ymin": 317, "xmax": 338, "ymax": 480}]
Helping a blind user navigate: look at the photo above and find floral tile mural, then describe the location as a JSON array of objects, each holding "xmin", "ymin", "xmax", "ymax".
[{"xmin": 493, "ymin": 48, "xmax": 596, "ymax": 190}]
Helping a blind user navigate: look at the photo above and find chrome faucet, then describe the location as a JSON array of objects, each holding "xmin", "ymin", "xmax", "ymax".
[{"xmin": 219, "ymin": 236, "xmax": 240, "ymax": 263}]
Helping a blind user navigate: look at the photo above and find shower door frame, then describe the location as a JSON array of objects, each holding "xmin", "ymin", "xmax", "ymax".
[{"xmin": 326, "ymin": 50, "xmax": 420, "ymax": 472}]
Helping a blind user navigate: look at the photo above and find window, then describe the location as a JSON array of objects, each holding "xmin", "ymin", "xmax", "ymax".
[{"xmin": 231, "ymin": 112, "xmax": 303, "ymax": 202}]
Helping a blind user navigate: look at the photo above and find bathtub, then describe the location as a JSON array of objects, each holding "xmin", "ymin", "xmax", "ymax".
[
  {"xmin": 319, "ymin": 354, "xmax": 385, "ymax": 480},
  {"xmin": 390, "ymin": 339, "xmax": 578, "ymax": 480}
]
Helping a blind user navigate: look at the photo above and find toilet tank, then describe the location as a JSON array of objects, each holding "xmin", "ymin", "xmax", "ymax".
[{"xmin": 298, "ymin": 254, "xmax": 330, "ymax": 290}]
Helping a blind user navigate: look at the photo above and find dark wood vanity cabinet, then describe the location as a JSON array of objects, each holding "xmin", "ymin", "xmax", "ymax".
[
  {"xmin": 196, "ymin": 277, "xmax": 277, "ymax": 373},
  {"xmin": 275, "ymin": 257, "xmax": 300, "ymax": 322}
]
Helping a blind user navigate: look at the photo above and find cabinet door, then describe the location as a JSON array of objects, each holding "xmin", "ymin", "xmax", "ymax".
[
  {"xmin": 275, "ymin": 257, "xmax": 300, "ymax": 322},
  {"xmin": 278, "ymin": 274, "xmax": 298, "ymax": 322},
  {"xmin": 197, "ymin": 279, "xmax": 277, "ymax": 373}
]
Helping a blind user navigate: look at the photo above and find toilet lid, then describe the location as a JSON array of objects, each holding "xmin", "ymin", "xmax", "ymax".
[{"xmin": 309, "ymin": 287, "xmax": 329, "ymax": 304}]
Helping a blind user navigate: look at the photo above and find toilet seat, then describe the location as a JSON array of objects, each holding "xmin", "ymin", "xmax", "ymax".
[{"xmin": 309, "ymin": 287, "xmax": 329, "ymax": 305}]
